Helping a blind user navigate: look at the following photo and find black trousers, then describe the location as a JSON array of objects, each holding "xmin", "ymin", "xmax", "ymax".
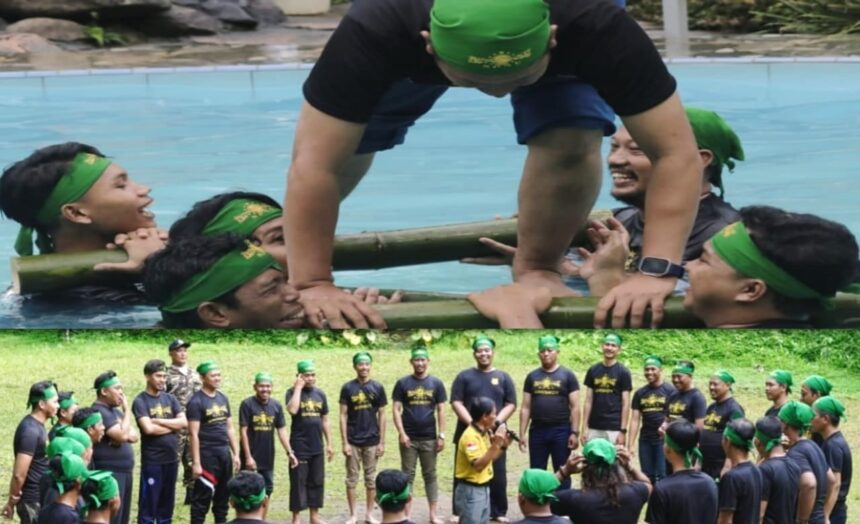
[
  {"xmin": 289, "ymin": 453, "xmax": 325, "ymax": 512},
  {"xmin": 190, "ymin": 447, "xmax": 232, "ymax": 524},
  {"xmin": 112, "ymin": 470, "xmax": 133, "ymax": 524}
]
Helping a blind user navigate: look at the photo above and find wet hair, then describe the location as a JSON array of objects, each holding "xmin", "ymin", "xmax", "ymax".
[
  {"xmin": 468, "ymin": 397, "xmax": 496, "ymax": 422},
  {"xmin": 48, "ymin": 454, "xmax": 79, "ymax": 493},
  {"xmin": 227, "ymin": 471, "xmax": 267, "ymax": 512},
  {"xmin": 740, "ymin": 206, "xmax": 858, "ymax": 317},
  {"xmin": 143, "ymin": 359, "xmax": 166, "ymax": 376},
  {"xmin": 665, "ymin": 420, "xmax": 700, "ymax": 452},
  {"xmin": 375, "ymin": 469, "xmax": 410, "ymax": 512},
  {"xmin": 0, "ymin": 142, "xmax": 104, "ymax": 232},
  {"xmin": 725, "ymin": 418, "xmax": 755, "ymax": 451},
  {"xmin": 93, "ymin": 371, "xmax": 117, "ymax": 393},
  {"xmin": 755, "ymin": 416, "xmax": 783, "ymax": 441},
  {"xmin": 142, "ymin": 234, "xmax": 246, "ymax": 328},
  {"xmin": 73, "ymin": 407, "xmax": 98, "ymax": 430},
  {"xmin": 169, "ymin": 191, "xmax": 281, "ymax": 241},
  {"xmin": 28, "ymin": 380, "xmax": 55, "ymax": 409},
  {"xmin": 581, "ymin": 462, "xmax": 627, "ymax": 508}
]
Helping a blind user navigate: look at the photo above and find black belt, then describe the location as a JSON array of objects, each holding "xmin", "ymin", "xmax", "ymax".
[{"xmin": 457, "ymin": 479, "xmax": 490, "ymax": 488}]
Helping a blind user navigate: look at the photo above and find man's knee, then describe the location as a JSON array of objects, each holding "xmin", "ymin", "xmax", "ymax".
[{"xmin": 527, "ymin": 127, "xmax": 603, "ymax": 169}]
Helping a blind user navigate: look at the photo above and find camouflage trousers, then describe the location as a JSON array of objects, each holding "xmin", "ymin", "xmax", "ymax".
[{"xmin": 178, "ymin": 430, "xmax": 194, "ymax": 489}]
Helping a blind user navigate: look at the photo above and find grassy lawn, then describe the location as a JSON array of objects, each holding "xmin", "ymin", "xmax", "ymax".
[{"xmin": 0, "ymin": 329, "xmax": 857, "ymax": 523}]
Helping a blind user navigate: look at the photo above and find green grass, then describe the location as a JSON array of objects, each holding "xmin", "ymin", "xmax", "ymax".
[{"xmin": 1, "ymin": 329, "xmax": 858, "ymax": 523}]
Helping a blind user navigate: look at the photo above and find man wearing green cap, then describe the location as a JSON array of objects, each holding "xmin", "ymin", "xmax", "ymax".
[
  {"xmin": 764, "ymin": 370, "xmax": 793, "ymax": 418},
  {"xmin": 629, "ymin": 355, "xmax": 676, "ymax": 483},
  {"xmin": 340, "ymin": 352, "xmax": 388, "ymax": 524},
  {"xmin": 581, "ymin": 334, "xmax": 632, "ymax": 446},
  {"xmin": 72, "ymin": 406, "xmax": 107, "ymax": 448},
  {"xmin": 49, "ymin": 391, "xmax": 79, "ymax": 441},
  {"xmin": 287, "ymin": 0, "xmax": 704, "ymax": 332},
  {"xmin": 754, "ymin": 415, "xmax": 801, "ymax": 524},
  {"xmin": 38, "ymin": 429, "xmax": 93, "ymax": 508},
  {"xmin": 132, "ymin": 359, "xmax": 187, "ymax": 524},
  {"xmin": 226, "ymin": 471, "xmax": 270, "ymax": 524},
  {"xmin": 779, "ymin": 400, "xmax": 836, "ymax": 524},
  {"xmin": 2, "ymin": 381, "xmax": 58, "ymax": 523},
  {"xmin": 80, "ymin": 470, "xmax": 122, "ymax": 523},
  {"xmin": 187, "ymin": 360, "xmax": 241, "ymax": 524},
  {"xmin": 90, "ymin": 371, "xmax": 138, "ymax": 524},
  {"xmin": 451, "ymin": 335, "xmax": 517, "ymax": 521},
  {"xmin": 512, "ymin": 469, "xmax": 565, "ymax": 524},
  {"xmin": 35, "ymin": 452, "xmax": 88, "ymax": 524},
  {"xmin": 392, "ymin": 347, "xmax": 448, "ymax": 524},
  {"xmin": 802, "ymin": 375, "xmax": 833, "ymax": 406},
  {"xmin": 663, "ymin": 360, "xmax": 706, "ymax": 429},
  {"xmin": 717, "ymin": 418, "xmax": 762, "ymax": 524},
  {"xmin": 286, "ymin": 359, "xmax": 333, "ymax": 524},
  {"xmin": 683, "ymin": 206, "xmax": 859, "ymax": 328},
  {"xmin": 519, "ymin": 334, "xmax": 580, "ymax": 489},
  {"xmin": 239, "ymin": 372, "xmax": 296, "ymax": 520},
  {"xmin": 811, "ymin": 397, "xmax": 852, "ymax": 524},
  {"xmin": 700, "ymin": 370, "xmax": 745, "ymax": 480},
  {"xmin": 166, "ymin": 338, "xmax": 203, "ymax": 505}
]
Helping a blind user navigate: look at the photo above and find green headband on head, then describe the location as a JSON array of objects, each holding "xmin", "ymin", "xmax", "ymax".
[
  {"xmin": 76, "ymin": 411, "xmax": 103, "ymax": 430},
  {"xmin": 47, "ymin": 437, "xmax": 86, "ymax": 459},
  {"xmin": 713, "ymin": 370, "xmax": 735, "ymax": 385},
  {"xmin": 603, "ymin": 333, "xmax": 622, "ymax": 346},
  {"xmin": 814, "ymin": 396, "xmax": 846, "ymax": 420},
  {"xmin": 197, "ymin": 360, "xmax": 219, "ymax": 376},
  {"xmin": 518, "ymin": 469, "xmax": 560, "ymax": 505},
  {"xmin": 53, "ymin": 452, "xmax": 88, "ymax": 494},
  {"xmin": 95, "ymin": 376, "xmax": 119, "ymax": 391},
  {"xmin": 59, "ymin": 394, "xmax": 78, "ymax": 411},
  {"xmin": 673, "ymin": 362, "xmax": 694, "ymax": 376},
  {"xmin": 665, "ymin": 434, "xmax": 703, "ymax": 468},
  {"xmin": 471, "ymin": 335, "xmax": 495, "ymax": 351},
  {"xmin": 538, "ymin": 335, "xmax": 559, "ymax": 351},
  {"xmin": 803, "ymin": 375, "xmax": 833, "ymax": 396},
  {"xmin": 411, "ymin": 347, "xmax": 429, "ymax": 360},
  {"xmin": 202, "ymin": 198, "xmax": 282, "ymax": 238},
  {"xmin": 778, "ymin": 400, "xmax": 814, "ymax": 432},
  {"xmin": 231, "ymin": 487, "xmax": 267, "ymax": 511},
  {"xmin": 297, "ymin": 360, "xmax": 315, "ymax": 374},
  {"xmin": 14, "ymin": 153, "xmax": 112, "ymax": 256},
  {"xmin": 723, "ymin": 425, "xmax": 753, "ymax": 451},
  {"xmin": 583, "ymin": 438, "xmax": 617, "ymax": 468},
  {"xmin": 429, "ymin": 0, "xmax": 550, "ymax": 75},
  {"xmin": 254, "ymin": 372, "xmax": 273, "ymax": 385},
  {"xmin": 353, "ymin": 351, "xmax": 372, "ymax": 365},
  {"xmin": 377, "ymin": 483, "xmax": 411, "ymax": 505},
  {"xmin": 28, "ymin": 385, "xmax": 57, "ymax": 408},
  {"xmin": 711, "ymin": 222, "xmax": 827, "ymax": 300},
  {"xmin": 161, "ymin": 241, "xmax": 282, "ymax": 313},
  {"xmin": 755, "ymin": 429, "xmax": 782, "ymax": 454},
  {"xmin": 85, "ymin": 470, "xmax": 118, "ymax": 509},
  {"xmin": 769, "ymin": 370, "xmax": 793, "ymax": 392},
  {"xmin": 685, "ymin": 107, "xmax": 744, "ymax": 196},
  {"xmin": 644, "ymin": 355, "xmax": 663, "ymax": 369}
]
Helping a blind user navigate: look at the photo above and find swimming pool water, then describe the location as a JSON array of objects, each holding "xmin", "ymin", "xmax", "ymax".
[{"xmin": 0, "ymin": 62, "xmax": 858, "ymax": 327}]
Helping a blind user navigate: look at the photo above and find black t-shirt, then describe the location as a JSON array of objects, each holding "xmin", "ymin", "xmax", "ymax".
[
  {"xmin": 788, "ymin": 439, "xmax": 829, "ymax": 523},
  {"xmin": 820, "ymin": 431, "xmax": 852, "ymax": 508},
  {"xmin": 759, "ymin": 455, "xmax": 800, "ymax": 524},
  {"xmin": 450, "ymin": 367, "xmax": 517, "ymax": 437},
  {"xmin": 392, "ymin": 374, "xmax": 447, "ymax": 440},
  {"xmin": 186, "ymin": 390, "xmax": 232, "ymax": 449},
  {"xmin": 304, "ymin": 0, "xmax": 676, "ymax": 123},
  {"xmin": 239, "ymin": 396, "xmax": 287, "ymax": 471},
  {"xmin": 132, "ymin": 391, "xmax": 182, "ymax": 465},
  {"xmin": 700, "ymin": 397, "xmax": 745, "ymax": 470},
  {"xmin": 764, "ymin": 403, "xmax": 785, "ymax": 418},
  {"xmin": 13, "ymin": 414, "xmax": 48, "ymax": 503},
  {"xmin": 339, "ymin": 379, "xmax": 388, "ymax": 447},
  {"xmin": 615, "ymin": 193, "xmax": 739, "ymax": 266},
  {"xmin": 48, "ymin": 423, "xmax": 69, "ymax": 442},
  {"xmin": 91, "ymin": 402, "xmax": 135, "ymax": 472},
  {"xmin": 718, "ymin": 462, "xmax": 762, "ymax": 524},
  {"xmin": 512, "ymin": 517, "xmax": 567, "ymax": 524},
  {"xmin": 286, "ymin": 387, "xmax": 329, "ymax": 458},
  {"xmin": 37, "ymin": 501, "xmax": 80, "ymax": 524},
  {"xmin": 632, "ymin": 382, "xmax": 677, "ymax": 442},
  {"xmin": 646, "ymin": 469, "xmax": 718, "ymax": 524},
  {"xmin": 523, "ymin": 366, "xmax": 579, "ymax": 427},
  {"xmin": 551, "ymin": 481, "xmax": 649, "ymax": 524},
  {"xmin": 584, "ymin": 362, "xmax": 632, "ymax": 430},
  {"xmin": 665, "ymin": 388, "xmax": 707, "ymax": 424}
]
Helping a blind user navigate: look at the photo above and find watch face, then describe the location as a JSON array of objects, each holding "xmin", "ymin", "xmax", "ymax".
[{"xmin": 639, "ymin": 257, "xmax": 670, "ymax": 275}]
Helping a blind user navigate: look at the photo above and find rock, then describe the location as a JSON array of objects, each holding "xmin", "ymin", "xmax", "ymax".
[
  {"xmin": 198, "ymin": 0, "xmax": 257, "ymax": 28},
  {"xmin": 244, "ymin": 0, "xmax": 286, "ymax": 25},
  {"xmin": 138, "ymin": 5, "xmax": 221, "ymax": 36},
  {"xmin": 6, "ymin": 18, "xmax": 88, "ymax": 42},
  {"xmin": 0, "ymin": 0, "xmax": 171, "ymax": 22},
  {"xmin": 0, "ymin": 33, "xmax": 61, "ymax": 57}
]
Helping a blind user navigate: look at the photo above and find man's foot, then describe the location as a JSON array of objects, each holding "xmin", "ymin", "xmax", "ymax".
[
  {"xmin": 447, "ymin": 517, "xmax": 459, "ymax": 524},
  {"xmin": 365, "ymin": 515, "xmax": 380, "ymax": 524},
  {"xmin": 491, "ymin": 517, "xmax": 510, "ymax": 523},
  {"xmin": 345, "ymin": 517, "xmax": 357, "ymax": 524},
  {"xmin": 430, "ymin": 517, "xmax": 445, "ymax": 524}
]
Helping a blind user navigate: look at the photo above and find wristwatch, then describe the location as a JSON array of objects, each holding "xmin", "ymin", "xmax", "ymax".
[
  {"xmin": 638, "ymin": 257, "xmax": 685, "ymax": 278},
  {"xmin": 620, "ymin": 429, "xmax": 628, "ymax": 434},
  {"xmin": 437, "ymin": 433, "xmax": 446, "ymax": 440}
]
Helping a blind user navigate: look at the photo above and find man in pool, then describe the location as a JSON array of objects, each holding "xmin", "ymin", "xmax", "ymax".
[
  {"xmin": 284, "ymin": 0, "xmax": 703, "ymax": 330},
  {"xmin": 142, "ymin": 235, "xmax": 309, "ymax": 328}
]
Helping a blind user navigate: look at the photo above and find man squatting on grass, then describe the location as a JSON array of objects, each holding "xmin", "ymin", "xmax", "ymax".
[{"xmin": 285, "ymin": 0, "xmax": 704, "ymax": 330}]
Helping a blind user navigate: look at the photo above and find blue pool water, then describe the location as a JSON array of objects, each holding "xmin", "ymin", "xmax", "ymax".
[{"xmin": 0, "ymin": 61, "xmax": 858, "ymax": 327}]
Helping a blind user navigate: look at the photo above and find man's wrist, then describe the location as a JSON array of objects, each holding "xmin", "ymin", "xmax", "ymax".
[
  {"xmin": 292, "ymin": 278, "xmax": 336, "ymax": 291},
  {"xmin": 620, "ymin": 429, "xmax": 628, "ymax": 434},
  {"xmin": 570, "ymin": 430, "xmax": 579, "ymax": 436},
  {"xmin": 437, "ymin": 432, "xmax": 446, "ymax": 440}
]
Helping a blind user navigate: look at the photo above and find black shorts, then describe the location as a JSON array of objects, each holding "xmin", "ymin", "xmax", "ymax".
[
  {"xmin": 289, "ymin": 454, "xmax": 325, "ymax": 512},
  {"xmin": 258, "ymin": 469, "xmax": 274, "ymax": 495}
]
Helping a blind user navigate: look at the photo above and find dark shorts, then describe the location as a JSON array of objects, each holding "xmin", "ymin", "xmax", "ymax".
[
  {"xmin": 258, "ymin": 469, "xmax": 274, "ymax": 495},
  {"xmin": 355, "ymin": 77, "xmax": 615, "ymax": 154},
  {"xmin": 289, "ymin": 454, "xmax": 325, "ymax": 512}
]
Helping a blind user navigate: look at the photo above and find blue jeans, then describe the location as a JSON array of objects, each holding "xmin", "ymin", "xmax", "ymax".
[
  {"xmin": 529, "ymin": 425, "xmax": 573, "ymax": 489},
  {"xmin": 454, "ymin": 483, "xmax": 489, "ymax": 524},
  {"xmin": 638, "ymin": 439, "xmax": 667, "ymax": 483},
  {"xmin": 830, "ymin": 503, "xmax": 847, "ymax": 524},
  {"xmin": 138, "ymin": 462, "xmax": 178, "ymax": 524}
]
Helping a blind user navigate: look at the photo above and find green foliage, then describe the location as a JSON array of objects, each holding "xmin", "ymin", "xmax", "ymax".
[
  {"xmin": 758, "ymin": 0, "xmax": 860, "ymax": 34},
  {"xmin": 84, "ymin": 25, "xmax": 126, "ymax": 47}
]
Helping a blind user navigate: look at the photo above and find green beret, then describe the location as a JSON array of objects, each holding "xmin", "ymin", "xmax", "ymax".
[
  {"xmin": 196, "ymin": 360, "xmax": 219, "ymax": 376},
  {"xmin": 518, "ymin": 469, "xmax": 560, "ymax": 505},
  {"xmin": 537, "ymin": 335, "xmax": 559, "ymax": 351},
  {"xmin": 471, "ymin": 335, "xmax": 495, "ymax": 351},
  {"xmin": 353, "ymin": 351, "xmax": 372, "ymax": 365},
  {"xmin": 814, "ymin": 396, "xmax": 846, "ymax": 420},
  {"xmin": 297, "ymin": 360, "xmax": 315, "ymax": 374},
  {"xmin": 803, "ymin": 375, "xmax": 833, "ymax": 396}
]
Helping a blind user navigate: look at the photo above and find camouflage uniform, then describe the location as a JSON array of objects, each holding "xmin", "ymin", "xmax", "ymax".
[{"xmin": 166, "ymin": 365, "xmax": 202, "ymax": 491}]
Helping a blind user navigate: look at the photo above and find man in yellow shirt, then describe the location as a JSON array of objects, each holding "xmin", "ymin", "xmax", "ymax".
[{"xmin": 455, "ymin": 397, "xmax": 513, "ymax": 524}]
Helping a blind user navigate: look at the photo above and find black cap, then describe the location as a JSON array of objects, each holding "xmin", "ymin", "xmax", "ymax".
[{"xmin": 168, "ymin": 339, "xmax": 190, "ymax": 352}]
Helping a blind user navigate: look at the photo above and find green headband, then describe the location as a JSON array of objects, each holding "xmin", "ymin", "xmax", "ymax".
[
  {"xmin": 803, "ymin": 375, "xmax": 833, "ymax": 396},
  {"xmin": 685, "ymin": 107, "xmax": 744, "ymax": 195},
  {"xmin": 197, "ymin": 360, "xmax": 220, "ymax": 375},
  {"xmin": 723, "ymin": 426, "xmax": 753, "ymax": 451},
  {"xmin": 411, "ymin": 348, "xmax": 429, "ymax": 360},
  {"xmin": 231, "ymin": 487, "xmax": 267, "ymax": 511},
  {"xmin": 47, "ymin": 437, "xmax": 86, "ymax": 459},
  {"xmin": 644, "ymin": 355, "xmax": 663, "ymax": 369},
  {"xmin": 95, "ymin": 376, "xmax": 119, "ymax": 391},
  {"xmin": 429, "ymin": 0, "xmax": 550, "ymax": 75},
  {"xmin": 778, "ymin": 400, "xmax": 814, "ymax": 432},
  {"xmin": 297, "ymin": 360, "xmax": 315, "ymax": 374},
  {"xmin": 160, "ymin": 241, "xmax": 282, "ymax": 313},
  {"xmin": 518, "ymin": 469, "xmax": 560, "ymax": 505},
  {"xmin": 77, "ymin": 411, "xmax": 103, "ymax": 430},
  {"xmin": 28, "ymin": 385, "xmax": 57, "ymax": 408},
  {"xmin": 353, "ymin": 352, "xmax": 372, "ymax": 365},
  {"xmin": 711, "ymin": 222, "xmax": 826, "ymax": 300},
  {"xmin": 713, "ymin": 370, "xmax": 735, "ymax": 385},
  {"xmin": 673, "ymin": 362, "xmax": 694, "ymax": 376},
  {"xmin": 769, "ymin": 370, "xmax": 793, "ymax": 392},
  {"xmin": 603, "ymin": 334, "xmax": 622, "ymax": 346},
  {"xmin": 59, "ymin": 394, "xmax": 78, "ymax": 411},
  {"xmin": 665, "ymin": 434, "xmax": 703, "ymax": 468},
  {"xmin": 538, "ymin": 335, "xmax": 559, "ymax": 350},
  {"xmin": 471, "ymin": 335, "xmax": 495, "ymax": 350},
  {"xmin": 255, "ymin": 372, "xmax": 273, "ymax": 385},
  {"xmin": 85, "ymin": 470, "xmax": 118, "ymax": 509},
  {"xmin": 377, "ymin": 484, "xmax": 411, "ymax": 505},
  {"xmin": 583, "ymin": 438, "xmax": 617, "ymax": 467},
  {"xmin": 202, "ymin": 198, "xmax": 282, "ymax": 238},
  {"xmin": 14, "ymin": 153, "xmax": 112, "ymax": 256},
  {"xmin": 755, "ymin": 429, "xmax": 782, "ymax": 454},
  {"xmin": 814, "ymin": 396, "xmax": 846, "ymax": 420}
]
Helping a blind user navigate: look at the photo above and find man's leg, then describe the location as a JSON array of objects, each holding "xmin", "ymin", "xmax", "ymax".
[
  {"xmin": 113, "ymin": 470, "xmax": 133, "ymax": 524},
  {"xmin": 308, "ymin": 453, "xmax": 326, "ymax": 523},
  {"xmin": 178, "ymin": 431, "xmax": 193, "ymax": 504},
  {"xmin": 638, "ymin": 439, "xmax": 655, "ymax": 483},
  {"xmin": 345, "ymin": 447, "xmax": 360, "ymax": 523},
  {"xmin": 158, "ymin": 462, "xmax": 179, "ymax": 524},
  {"xmin": 212, "ymin": 448, "xmax": 233, "ymax": 524},
  {"xmin": 527, "ymin": 426, "xmax": 550, "ymax": 470},
  {"xmin": 400, "ymin": 441, "xmax": 419, "ymax": 517},
  {"xmin": 417, "ymin": 440, "xmax": 440, "ymax": 521},
  {"xmin": 362, "ymin": 446, "xmax": 379, "ymax": 522},
  {"xmin": 137, "ymin": 463, "xmax": 160, "ymax": 524},
  {"xmin": 489, "ymin": 449, "xmax": 507, "ymax": 519},
  {"xmin": 15, "ymin": 500, "xmax": 39, "ymax": 524},
  {"xmin": 290, "ymin": 457, "xmax": 310, "ymax": 516},
  {"xmin": 548, "ymin": 426, "xmax": 573, "ymax": 490},
  {"xmin": 259, "ymin": 469, "xmax": 274, "ymax": 520}
]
